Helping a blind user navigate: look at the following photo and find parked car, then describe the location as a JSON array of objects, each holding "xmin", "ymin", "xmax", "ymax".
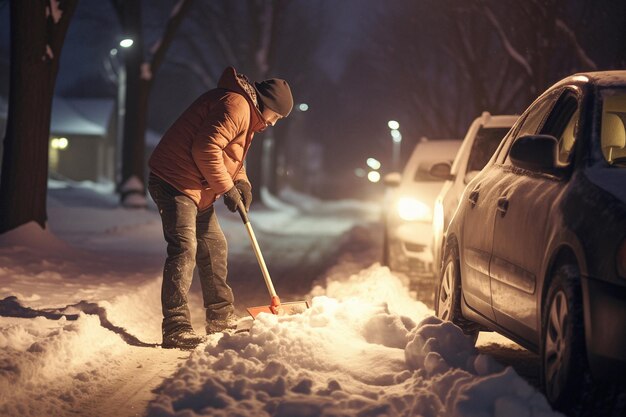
[
  {"xmin": 382, "ymin": 138, "xmax": 462, "ymax": 279},
  {"xmin": 432, "ymin": 112, "xmax": 518, "ymax": 276},
  {"xmin": 434, "ymin": 71, "xmax": 626, "ymax": 414}
]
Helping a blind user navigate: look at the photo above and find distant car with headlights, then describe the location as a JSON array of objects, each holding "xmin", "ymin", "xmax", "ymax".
[
  {"xmin": 382, "ymin": 138, "xmax": 462, "ymax": 278},
  {"xmin": 432, "ymin": 112, "xmax": 517, "ymax": 275},
  {"xmin": 434, "ymin": 71, "xmax": 626, "ymax": 415}
]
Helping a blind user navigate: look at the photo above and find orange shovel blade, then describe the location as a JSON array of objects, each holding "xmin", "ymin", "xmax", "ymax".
[{"xmin": 246, "ymin": 301, "xmax": 310, "ymax": 319}]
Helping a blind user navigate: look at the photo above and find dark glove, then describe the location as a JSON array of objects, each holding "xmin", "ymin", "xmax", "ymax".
[
  {"xmin": 235, "ymin": 179, "xmax": 252, "ymax": 211},
  {"xmin": 223, "ymin": 185, "xmax": 242, "ymax": 212}
]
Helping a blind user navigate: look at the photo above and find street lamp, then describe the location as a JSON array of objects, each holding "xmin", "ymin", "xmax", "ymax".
[
  {"xmin": 367, "ymin": 171, "xmax": 381, "ymax": 183},
  {"xmin": 119, "ymin": 38, "xmax": 134, "ymax": 48},
  {"xmin": 366, "ymin": 157, "xmax": 381, "ymax": 170},
  {"xmin": 388, "ymin": 120, "xmax": 402, "ymax": 171},
  {"xmin": 109, "ymin": 47, "xmax": 127, "ymax": 186}
]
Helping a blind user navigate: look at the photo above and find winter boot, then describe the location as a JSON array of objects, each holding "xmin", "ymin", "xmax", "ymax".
[
  {"xmin": 162, "ymin": 327, "xmax": 206, "ymax": 350},
  {"xmin": 206, "ymin": 313, "xmax": 239, "ymax": 334}
]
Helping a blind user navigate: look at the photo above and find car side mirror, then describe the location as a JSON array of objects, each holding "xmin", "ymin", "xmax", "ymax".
[
  {"xmin": 509, "ymin": 134, "xmax": 558, "ymax": 172},
  {"xmin": 429, "ymin": 162, "xmax": 454, "ymax": 181},
  {"xmin": 383, "ymin": 172, "xmax": 402, "ymax": 187}
]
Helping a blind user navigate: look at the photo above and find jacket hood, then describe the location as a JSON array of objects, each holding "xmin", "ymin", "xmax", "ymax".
[{"xmin": 217, "ymin": 67, "xmax": 266, "ymax": 132}]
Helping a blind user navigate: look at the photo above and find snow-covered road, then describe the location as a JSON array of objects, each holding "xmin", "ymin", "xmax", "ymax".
[{"xmin": 0, "ymin": 182, "xmax": 560, "ymax": 417}]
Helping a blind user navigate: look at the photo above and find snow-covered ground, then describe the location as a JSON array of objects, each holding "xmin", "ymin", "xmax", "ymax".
[{"xmin": 0, "ymin": 181, "xmax": 562, "ymax": 417}]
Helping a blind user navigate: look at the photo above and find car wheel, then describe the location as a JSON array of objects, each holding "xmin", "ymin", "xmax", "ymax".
[
  {"xmin": 435, "ymin": 244, "xmax": 479, "ymax": 342},
  {"xmin": 541, "ymin": 264, "xmax": 592, "ymax": 414}
]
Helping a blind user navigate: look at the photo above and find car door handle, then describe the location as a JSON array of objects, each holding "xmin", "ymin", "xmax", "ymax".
[
  {"xmin": 497, "ymin": 197, "xmax": 509, "ymax": 216},
  {"xmin": 468, "ymin": 189, "xmax": 479, "ymax": 206}
]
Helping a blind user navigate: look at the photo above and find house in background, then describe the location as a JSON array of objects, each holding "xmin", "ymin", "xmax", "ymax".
[
  {"xmin": 0, "ymin": 96, "xmax": 162, "ymax": 186},
  {"xmin": 49, "ymin": 97, "xmax": 116, "ymax": 182}
]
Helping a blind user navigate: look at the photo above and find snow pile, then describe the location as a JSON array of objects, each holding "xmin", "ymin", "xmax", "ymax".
[
  {"xmin": 148, "ymin": 266, "xmax": 561, "ymax": 417},
  {"xmin": 0, "ymin": 314, "xmax": 126, "ymax": 416},
  {"xmin": 102, "ymin": 277, "xmax": 164, "ymax": 343}
]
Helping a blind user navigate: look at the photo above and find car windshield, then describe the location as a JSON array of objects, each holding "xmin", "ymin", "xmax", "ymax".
[
  {"xmin": 467, "ymin": 127, "xmax": 510, "ymax": 172},
  {"xmin": 600, "ymin": 89, "xmax": 626, "ymax": 168}
]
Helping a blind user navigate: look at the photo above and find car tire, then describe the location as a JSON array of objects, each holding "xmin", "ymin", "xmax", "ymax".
[
  {"xmin": 541, "ymin": 264, "xmax": 593, "ymax": 415},
  {"xmin": 435, "ymin": 243, "xmax": 479, "ymax": 342}
]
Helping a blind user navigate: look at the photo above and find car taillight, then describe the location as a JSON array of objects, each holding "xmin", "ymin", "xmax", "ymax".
[{"xmin": 618, "ymin": 239, "xmax": 626, "ymax": 279}]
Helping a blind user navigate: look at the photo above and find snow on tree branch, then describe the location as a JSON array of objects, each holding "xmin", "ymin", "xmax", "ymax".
[
  {"xmin": 47, "ymin": 0, "xmax": 63, "ymax": 24},
  {"xmin": 148, "ymin": 0, "xmax": 192, "ymax": 79},
  {"xmin": 555, "ymin": 18, "xmax": 598, "ymax": 70},
  {"xmin": 483, "ymin": 5, "xmax": 533, "ymax": 78},
  {"xmin": 45, "ymin": 45, "xmax": 54, "ymax": 61},
  {"xmin": 171, "ymin": 0, "xmax": 184, "ymax": 17},
  {"xmin": 140, "ymin": 62, "xmax": 152, "ymax": 81},
  {"xmin": 150, "ymin": 39, "xmax": 162, "ymax": 56}
]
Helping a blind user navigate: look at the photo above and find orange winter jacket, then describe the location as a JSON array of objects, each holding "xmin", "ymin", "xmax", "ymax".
[{"xmin": 148, "ymin": 67, "xmax": 267, "ymax": 210}]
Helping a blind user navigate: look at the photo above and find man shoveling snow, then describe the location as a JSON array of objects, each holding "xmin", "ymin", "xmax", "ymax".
[{"xmin": 148, "ymin": 67, "xmax": 293, "ymax": 349}]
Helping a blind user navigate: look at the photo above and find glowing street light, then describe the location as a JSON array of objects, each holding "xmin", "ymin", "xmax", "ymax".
[
  {"xmin": 366, "ymin": 157, "xmax": 381, "ymax": 170},
  {"xmin": 387, "ymin": 120, "xmax": 402, "ymax": 171},
  {"xmin": 388, "ymin": 120, "xmax": 400, "ymax": 130},
  {"xmin": 390, "ymin": 129, "xmax": 402, "ymax": 143},
  {"xmin": 367, "ymin": 171, "xmax": 381, "ymax": 183},
  {"xmin": 298, "ymin": 103, "xmax": 309, "ymax": 112},
  {"xmin": 119, "ymin": 38, "xmax": 134, "ymax": 48}
]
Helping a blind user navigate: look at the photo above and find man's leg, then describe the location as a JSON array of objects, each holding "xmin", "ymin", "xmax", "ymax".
[
  {"xmin": 195, "ymin": 206, "xmax": 236, "ymax": 331},
  {"xmin": 148, "ymin": 174, "xmax": 200, "ymax": 338}
]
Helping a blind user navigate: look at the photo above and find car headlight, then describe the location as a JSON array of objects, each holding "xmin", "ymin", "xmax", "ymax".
[
  {"xmin": 396, "ymin": 197, "xmax": 432, "ymax": 222},
  {"xmin": 618, "ymin": 239, "xmax": 626, "ymax": 279}
]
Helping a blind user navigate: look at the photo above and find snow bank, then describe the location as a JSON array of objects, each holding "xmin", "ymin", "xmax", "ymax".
[
  {"xmin": 0, "ymin": 314, "xmax": 126, "ymax": 416},
  {"xmin": 102, "ymin": 277, "xmax": 164, "ymax": 343},
  {"xmin": 0, "ymin": 221, "xmax": 75, "ymax": 255},
  {"xmin": 148, "ymin": 266, "xmax": 562, "ymax": 417}
]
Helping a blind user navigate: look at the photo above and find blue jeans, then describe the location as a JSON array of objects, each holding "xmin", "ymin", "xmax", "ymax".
[{"xmin": 148, "ymin": 173, "xmax": 234, "ymax": 335}]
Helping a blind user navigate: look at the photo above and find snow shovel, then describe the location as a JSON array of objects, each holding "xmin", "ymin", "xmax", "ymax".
[{"xmin": 236, "ymin": 200, "xmax": 310, "ymax": 319}]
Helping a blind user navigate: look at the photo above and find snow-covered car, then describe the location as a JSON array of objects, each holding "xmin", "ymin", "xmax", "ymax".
[
  {"xmin": 431, "ymin": 112, "xmax": 517, "ymax": 276},
  {"xmin": 382, "ymin": 138, "xmax": 462, "ymax": 278},
  {"xmin": 435, "ymin": 71, "xmax": 626, "ymax": 414}
]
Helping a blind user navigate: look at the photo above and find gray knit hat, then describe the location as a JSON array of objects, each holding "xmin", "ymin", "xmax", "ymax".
[{"xmin": 254, "ymin": 79, "xmax": 294, "ymax": 117}]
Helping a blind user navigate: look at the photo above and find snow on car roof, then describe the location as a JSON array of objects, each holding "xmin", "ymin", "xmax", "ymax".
[{"xmin": 556, "ymin": 70, "xmax": 626, "ymax": 89}]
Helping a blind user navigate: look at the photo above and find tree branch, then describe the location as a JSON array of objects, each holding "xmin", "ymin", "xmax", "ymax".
[
  {"xmin": 555, "ymin": 18, "xmax": 597, "ymax": 70},
  {"xmin": 482, "ymin": 4, "xmax": 534, "ymax": 78},
  {"xmin": 147, "ymin": 0, "xmax": 193, "ymax": 80}
]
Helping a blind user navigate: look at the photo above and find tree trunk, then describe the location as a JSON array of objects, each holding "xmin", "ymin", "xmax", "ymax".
[
  {"xmin": 0, "ymin": 0, "xmax": 78, "ymax": 234},
  {"xmin": 118, "ymin": 0, "xmax": 146, "ymax": 206},
  {"xmin": 113, "ymin": 0, "xmax": 192, "ymax": 207}
]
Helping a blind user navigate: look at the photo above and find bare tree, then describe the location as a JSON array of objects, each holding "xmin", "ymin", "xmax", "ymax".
[
  {"xmin": 476, "ymin": 0, "xmax": 597, "ymax": 100},
  {"xmin": 0, "ymin": 0, "xmax": 78, "ymax": 234},
  {"xmin": 110, "ymin": 0, "xmax": 192, "ymax": 207},
  {"xmin": 368, "ymin": 0, "xmax": 601, "ymax": 144},
  {"xmin": 366, "ymin": 2, "xmax": 475, "ymax": 143},
  {"xmin": 171, "ymin": 0, "xmax": 325, "ymax": 200}
]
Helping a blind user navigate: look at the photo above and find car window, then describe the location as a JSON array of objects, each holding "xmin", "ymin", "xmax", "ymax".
[
  {"xmin": 600, "ymin": 91, "xmax": 626, "ymax": 167},
  {"xmin": 467, "ymin": 127, "xmax": 511, "ymax": 172},
  {"xmin": 539, "ymin": 92, "xmax": 580, "ymax": 166},
  {"xmin": 502, "ymin": 91, "xmax": 560, "ymax": 164}
]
